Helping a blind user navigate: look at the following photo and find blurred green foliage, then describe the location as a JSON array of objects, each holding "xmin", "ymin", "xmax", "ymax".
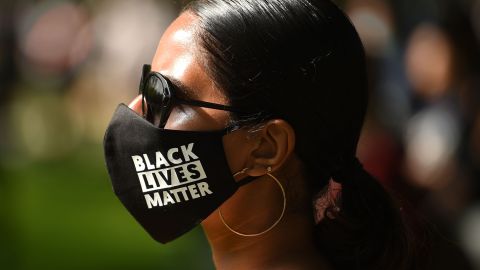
[{"xmin": 0, "ymin": 143, "xmax": 214, "ymax": 270}]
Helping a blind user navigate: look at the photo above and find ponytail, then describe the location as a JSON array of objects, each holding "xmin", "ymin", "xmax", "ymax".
[{"xmin": 313, "ymin": 159, "xmax": 429, "ymax": 270}]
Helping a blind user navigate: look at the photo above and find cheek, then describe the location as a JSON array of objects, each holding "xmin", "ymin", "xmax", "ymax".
[
  {"xmin": 165, "ymin": 106, "xmax": 231, "ymax": 131},
  {"xmin": 222, "ymin": 130, "xmax": 252, "ymax": 174},
  {"xmin": 164, "ymin": 106, "xmax": 196, "ymax": 129}
]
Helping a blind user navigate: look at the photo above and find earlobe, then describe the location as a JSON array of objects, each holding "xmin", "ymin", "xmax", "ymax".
[{"xmin": 245, "ymin": 119, "xmax": 296, "ymax": 176}]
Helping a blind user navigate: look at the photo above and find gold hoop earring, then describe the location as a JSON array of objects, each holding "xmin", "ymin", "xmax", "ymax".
[{"xmin": 219, "ymin": 167, "xmax": 286, "ymax": 237}]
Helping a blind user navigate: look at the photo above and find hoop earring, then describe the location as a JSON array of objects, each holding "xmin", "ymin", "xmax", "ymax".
[{"xmin": 219, "ymin": 167, "xmax": 286, "ymax": 237}]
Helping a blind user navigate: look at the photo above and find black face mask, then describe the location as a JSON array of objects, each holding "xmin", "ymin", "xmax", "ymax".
[{"xmin": 103, "ymin": 104, "xmax": 253, "ymax": 243}]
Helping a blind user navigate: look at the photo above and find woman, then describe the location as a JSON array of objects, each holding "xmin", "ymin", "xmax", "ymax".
[{"xmin": 104, "ymin": 0, "xmax": 422, "ymax": 269}]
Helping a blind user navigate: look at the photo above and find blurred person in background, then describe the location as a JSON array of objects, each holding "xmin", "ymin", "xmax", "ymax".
[{"xmin": 348, "ymin": 0, "xmax": 480, "ymax": 269}]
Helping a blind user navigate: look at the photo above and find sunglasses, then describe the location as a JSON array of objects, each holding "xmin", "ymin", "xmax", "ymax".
[{"xmin": 139, "ymin": 64, "xmax": 244, "ymax": 127}]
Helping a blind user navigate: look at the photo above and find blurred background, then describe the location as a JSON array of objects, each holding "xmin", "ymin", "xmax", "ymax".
[{"xmin": 0, "ymin": 0, "xmax": 479, "ymax": 269}]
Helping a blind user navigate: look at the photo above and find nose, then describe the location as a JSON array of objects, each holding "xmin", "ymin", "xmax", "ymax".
[{"xmin": 128, "ymin": 95, "xmax": 144, "ymax": 115}]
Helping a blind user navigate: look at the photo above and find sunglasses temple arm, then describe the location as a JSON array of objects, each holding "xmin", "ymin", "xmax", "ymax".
[{"xmin": 176, "ymin": 97, "xmax": 246, "ymax": 113}]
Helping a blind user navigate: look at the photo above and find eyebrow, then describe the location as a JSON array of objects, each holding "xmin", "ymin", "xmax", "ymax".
[{"xmin": 164, "ymin": 76, "xmax": 202, "ymax": 100}]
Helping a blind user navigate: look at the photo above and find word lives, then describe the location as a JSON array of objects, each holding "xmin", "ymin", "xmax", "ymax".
[{"xmin": 132, "ymin": 143, "xmax": 212, "ymax": 209}]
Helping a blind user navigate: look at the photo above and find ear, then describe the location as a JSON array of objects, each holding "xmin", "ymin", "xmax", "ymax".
[{"xmin": 244, "ymin": 119, "xmax": 296, "ymax": 176}]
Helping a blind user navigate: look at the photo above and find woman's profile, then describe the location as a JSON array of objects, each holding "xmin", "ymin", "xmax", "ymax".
[{"xmin": 103, "ymin": 0, "xmax": 424, "ymax": 269}]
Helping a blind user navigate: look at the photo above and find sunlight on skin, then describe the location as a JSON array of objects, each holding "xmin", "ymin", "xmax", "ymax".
[
  {"xmin": 128, "ymin": 94, "xmax": 143, "ymax": 113},
  {"xmin": 143, "ymin": 12, "xmax": 230, "ymax": 131},
  {"xmin": 170, "ymin": 55, "xmax": 194, "ymax": 84},
  {"xmin": 160, "ymin": 26, "xmax": 195, "ymax": 83},
  {"xmin": 172, "ymin": 29, "xmax": 194, "ymax": 43}
]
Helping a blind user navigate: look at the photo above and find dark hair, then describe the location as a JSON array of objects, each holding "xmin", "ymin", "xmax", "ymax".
[{"xmin": 185, "ymin": 0, "xmax": 425, "ymax": 269}]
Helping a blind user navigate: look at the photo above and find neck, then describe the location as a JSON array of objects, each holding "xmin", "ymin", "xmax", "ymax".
[{"xmin": 202, "ymin": 212, "xmax": 331, "ymax": 270}]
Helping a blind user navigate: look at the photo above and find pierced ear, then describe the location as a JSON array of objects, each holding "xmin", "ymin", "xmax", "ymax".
[{"xmin": 244, "ymin": 119, "xmax": 295, "ymax": 176}]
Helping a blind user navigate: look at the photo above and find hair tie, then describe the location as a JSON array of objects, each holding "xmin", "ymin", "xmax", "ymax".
[{"xmin": 331, "ymin": 156, "xmax": 363, "ymax": 184}]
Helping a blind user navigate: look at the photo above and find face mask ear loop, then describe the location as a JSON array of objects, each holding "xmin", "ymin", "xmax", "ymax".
[
  {"xmin": 233, "ymin": 168, "xmax": 256, "ymax": 187},
  {"xmin": 218, "ymin": 166, "xmax": 287, "ymax": 237},
  {"xmin": 233, "ymin": 168, "xmax": 248, "ymax": 177}
]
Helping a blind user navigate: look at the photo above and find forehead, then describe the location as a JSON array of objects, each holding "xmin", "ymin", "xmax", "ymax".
[{"xmin": 151, "ymin": 12, "xmax": 226, "ymax": 102}]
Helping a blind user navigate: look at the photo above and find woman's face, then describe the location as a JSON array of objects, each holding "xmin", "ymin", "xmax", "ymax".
[
  {"xmin": 128, "ymin": 12, "xmax": 252, "ymax": 173},
  {"xmin": 130, "ymin": 12, "xmax": 229, "ymax": 131},
  {"xmin": 128, "ymin": 11, "xmax": 298, "ymax": 237}
]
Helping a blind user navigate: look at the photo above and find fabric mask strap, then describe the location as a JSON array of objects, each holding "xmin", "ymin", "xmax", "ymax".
[
  {"xmin": 237, "ymin": 176, "xmax": 257, "ymax": 187},
  {"xmin": 233, "ymin": 168, "xmax": 257, "ymax": 187}
]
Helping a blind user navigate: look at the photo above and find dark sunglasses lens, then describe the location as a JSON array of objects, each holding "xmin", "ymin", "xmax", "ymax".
[
  {"xmin": 142, "ymin": 74, "xmax": 170, "ymax": 126},
  {"xmin": 144, "ymin": 75, "xmax": 167, "ymax": 103}
]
